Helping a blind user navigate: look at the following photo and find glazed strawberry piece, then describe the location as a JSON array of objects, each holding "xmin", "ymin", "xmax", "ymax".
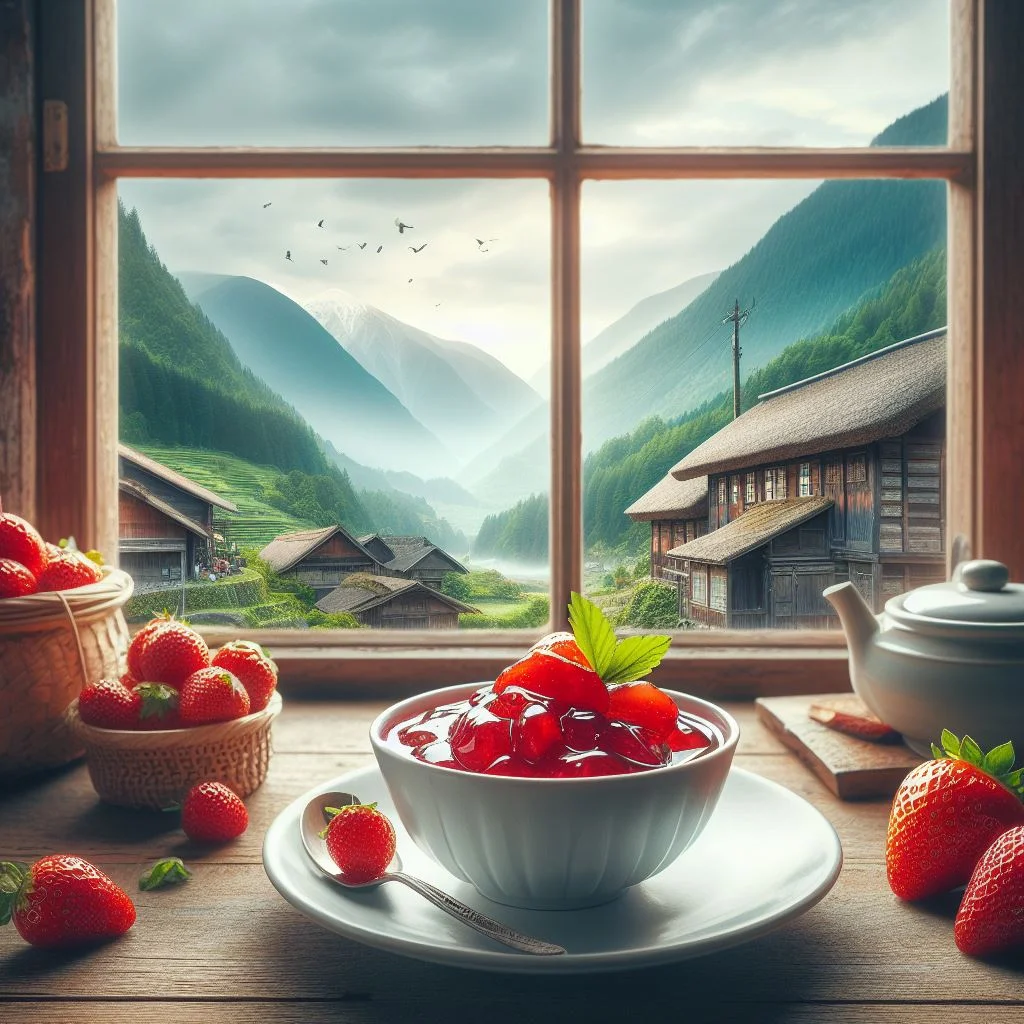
[
  {"xmin": 600, "ymin": 720, "xmax": 667, "ymax": 767},
  {"xmin": 559, "ymin": 708, "xmax": 602, "ymax": 752},
  {"xmin": 514, "ymin": 702, "xmax": 563, "ymax": 764},
  {"xmin": 494, "ymin": 649, "xmax": 609, "ymax": 715},
  {"xmin": 529, "ymin": 632, "xmax": 593, "ymax": 670},
  {"xmin": 450, "ymin": 704, "xmax": 514, "ymax": 772},
  {"xmin": 551, "ymin": 750, "xmax": 633, "ymax": 778},
  {"xmin": 607, "ymin": 682, "xmax": 678, "ymax": 742},
  {"xmin": 667, "ymin": 718, "xmax": 712, "ymax": 753}
]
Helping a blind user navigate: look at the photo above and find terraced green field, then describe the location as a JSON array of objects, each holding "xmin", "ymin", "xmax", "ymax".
[{"xmin": 135, "ymin": 445, "xmax": 311, "ymax": 549}]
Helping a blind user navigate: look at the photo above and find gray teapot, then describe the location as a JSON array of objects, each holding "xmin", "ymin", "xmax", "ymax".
[{"xmin": 823, "ymin": 560, "xmax": 1024, "ymax": 757}]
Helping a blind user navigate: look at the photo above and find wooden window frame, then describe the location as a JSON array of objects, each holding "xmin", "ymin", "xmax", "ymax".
[
  {"xmin": 23, "ymin": 1, "xmax": 1024, "ymax": 697},
  {"xmin": 799, "ymin": 463, "xmax": 811, "ymax": 498}
]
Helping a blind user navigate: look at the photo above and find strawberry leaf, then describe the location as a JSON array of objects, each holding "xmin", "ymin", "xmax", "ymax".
[
  {"xmin": 984, "ymin": 741, "xmax": 1016, "ymax": 777},
  {"xmin": 567, "ymin": 592, "xmax": 617, "ymax": 677},
  {"xmin": 139, "ymin": 857, "xmax": 192, "ymax": 891},
  {"xmin": 930, "ymin": 742, "xmax": 944, "ymax": 759},
  {"xmin": 960, "ymin": 735, "xmax": 984, "ymax": 767},
  {"xmin": 940, "ymin": 728, "xmax": 961, "ymax": 759},
  {"xmin": 601, "ymin": 633, "xmax": 672, "ymax": 685},
  {"xmin": 0, "ymin": 861, "xmax": 29, "ymax": 926}
]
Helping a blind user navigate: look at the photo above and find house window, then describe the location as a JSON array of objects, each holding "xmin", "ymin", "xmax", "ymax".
[
  {"xmin": 710, "ymin": 573, "xmax": 727, "ymax": 613},
  {"xmin": 765, "ymin": 468, "xmax": 787, "ymax": 501},
  {"xmin": 799, "ymin": 463, "xmax": 811, "ymax": 497},
  {"xmin": 32, "ymin": 1, "xmax": 1024, "ymax": 690},
  {"xmin": 691, "ymin": 569, "xmax": 707, "ymax": 606},
  {"xmin": 717, "ymin": 479, "xmax": 727, "ymax": 509},
  {"xmin": 745, "ymin": 473, "xmax": 756, "ymax": 506},
  {"xmin": 731, "ymin": 478, "xmax": 740, "ymax": 506}
]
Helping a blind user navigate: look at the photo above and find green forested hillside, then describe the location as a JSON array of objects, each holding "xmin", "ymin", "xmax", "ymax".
[
  {"xmin": 580, "ymin": 95, "xmax": 949, "ymax": 448},
  {"xmin": 477, "ymin": 246, "xmax": 947, "ymax": 561},
  {"xmin": 119, "ymin": 205, "xmax": 328, "ymax": 475}
]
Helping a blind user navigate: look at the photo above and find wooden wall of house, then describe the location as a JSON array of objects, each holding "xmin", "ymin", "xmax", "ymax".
[
  {"xmin": 121, "ymin": 550, "xmax": 186, "ymax": 593},
  {"xmin": 358, "ymin": 592, "xmax": 461, "ymax": 629},
  {"xmin": 405, "ymin": 550, "xmax": 464, "ymax": 589},
  {"xmin": 361, "ymin": 537, "xmax": 395, "ymax": 563},
  {"xmin": 650, "ymin": 517, "xmax": 706, "ymax": 579},
  {"xmin": 118, "ymin": 491, "xmax": 187, "ymax": 540},
  {"xmin": 119, "ymin": 460, "xmax": 212, "ymax": 531}
]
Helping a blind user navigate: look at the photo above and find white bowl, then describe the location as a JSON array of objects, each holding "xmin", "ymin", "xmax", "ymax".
[{"xmin": 370, "ymin": 683, "xmax": 739, "ymax": 910}]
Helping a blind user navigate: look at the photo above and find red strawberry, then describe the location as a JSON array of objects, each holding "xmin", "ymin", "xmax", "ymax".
[
  {"xmin": 35, "ymin": 548, "xmax": 102, "ymax": 592},
  {"xmin": 139, "ymin": 621, "xmax": 210, "ymax": 687},
  {"xmin": 181, "ymin": 782, "xmax": 248, "ymax": 844},
  {"xmin": 607, "ymin": 681, "xmax": 678, "ymax": 741},
  {"xmin": 78, "ymin": 678, "xmax": 142, "ymax": 729},
  {"xmin": 886, "ymin": 731, "xmax": 1024, "ymax": 901},
  {"xmin": 0, "ymin": 558, "xmax": 37, "ymax": 598},
  {"xmin": 132, "ymin": 683, "xmax": 182, "ymax": 730},
  {"xmin": 0, "ymin": 855, "xmax": 136, "ymax": 948},
  {"xmin": 321, "ymin": 802, "xmax": 396, "ymax": 884},
  {"xmin": 494, "ymin": 649, "xmax": 609, "ymax": 714},
  {"xmin": 179, "ymin": 667, "xmax": 250, "ymax": 725},
  {"xmin": 529, "ymin": 631, "xmax": 593, "ymax": 670},
  {"xmin": 211, "ymin": 640, "xmax": 278, "ymax": 712},
  {"xmin": 0, "ymin": 512, "xmax": 47, "ymax": 579},
  {"xmin": 126, "ymin": 613, "xmax": 175, "ymax": 680},
  {"xmin": 954, "ymin": 825, "xmax": 1024, "ymax": 957}
]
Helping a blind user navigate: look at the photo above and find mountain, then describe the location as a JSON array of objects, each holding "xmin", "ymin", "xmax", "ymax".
[
  {"xmin": 118, "ymin": 207, "xmax": 328, "ymax": 475},
  {"xmin": 528, "ymin": 270, "xmax": 721, "ymax": 390},
  {"xmin": 177, "ymin": 273, "xmax": 450, "ymax": 476},
  {"xmin": 304, "ymin": 290, "xmax": 541, "ymax": 460},
  {"xmin": 462, "ymin": 94, "xmax": 949, "ymax": 503}
]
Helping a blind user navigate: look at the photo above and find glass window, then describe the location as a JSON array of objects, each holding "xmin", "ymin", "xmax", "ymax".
[
  {"xmin": 799, "ymin": 462, "xmax": 811, "ymax": 496},
  {"xmin": 710, "ymin": 572, "xmax": 727, "ymax": 613},
  {"xmin": 691, "ymin": 567, "xmax": 707, "ymax": 605},
  {"xmin": 745, "ymin": 472, "xmax": 755, "ymax": 506},
  {"xmin": 731, "ymin": 478, "xmax": 740, "ymax": 506}
]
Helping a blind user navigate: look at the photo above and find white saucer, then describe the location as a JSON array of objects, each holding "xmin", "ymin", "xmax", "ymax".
[{"xmin": 262, "ymin": 764, "xmax": 842, "ymax": 974}]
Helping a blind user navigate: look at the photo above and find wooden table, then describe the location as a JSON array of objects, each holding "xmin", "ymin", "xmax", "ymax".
[{"xmin": 2, "ymin": 700, "xmax": 1022, "ymax": 1023}]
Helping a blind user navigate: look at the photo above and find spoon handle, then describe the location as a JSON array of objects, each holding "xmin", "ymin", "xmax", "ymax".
[{"xmin": 386, "ymin": 871, "xmax": 565, "ymax": 956}]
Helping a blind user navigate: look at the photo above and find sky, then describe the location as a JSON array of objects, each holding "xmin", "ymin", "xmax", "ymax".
[{"xmin": 117, "ymin": 0, "xmax": 950, "ymax": 382}]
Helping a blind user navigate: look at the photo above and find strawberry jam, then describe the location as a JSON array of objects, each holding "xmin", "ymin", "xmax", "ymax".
[{"xmin": 387, "ymin": 685, "xmax": 718, "ymax": 778}]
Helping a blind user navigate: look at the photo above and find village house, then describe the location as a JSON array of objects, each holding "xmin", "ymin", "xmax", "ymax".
[
  {"xmin": 624, "ymin": 475, "xmax": 709, "ymax": 582},
  {"xmin": 315, "ymin": 573, "xmax": 478, "ymax": 629},
  {"xmin": 118, "ymin": 444, "xmax": 237, "ymax": 592},
  {"xmin": 258, "ymin": 525, "xmax": 379, "ymax": 600},
  {"xmin": 359, "ymin": 534, "xmax": 469, "ymax": 591},
  {"xmin": 660, "ymin": 329, "xmax": 946, "ymax": 629}
]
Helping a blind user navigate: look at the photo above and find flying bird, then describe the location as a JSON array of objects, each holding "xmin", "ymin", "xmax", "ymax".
[
  {"xmin": 395, "ymin": 217, "xmax": 414, "ymax": 233},
  {"xmin": 408, "ymin": 244, "xmax": 428, "ymax": 254},
  {"xmin": 320, "ymin": 259, "xmax": 328, "ymax": 265},
  {"xmin": 285, "ymin": 250, "xmax": 292, "ymax": 261},
  {"xmin": 262, "ymin": 202, "xmax": 272, "ymax": 208},
  {"xmin": 357, "ymin": 242, "xmax": 368, "ymax": 250},
  {"xmin": 376, "ymin": 245, "xmax": 383, "ymax": 253},
  {"xmin": 475, "ymin": 237, "xmax": 498, "ymax": 249},
  {"xmin": 317, "ymin": 219, "xmax": 325, "ymax": 228},
  {"xmin": 434, "ymin": 302, "xmax": 442, "ymax": 308},
  {"xmin": 407, "ymin": 278, "xmax": 414, "ymax": 284},
  {"xmin": 337, "ymin": 245, "xmax": 350, "ymax": 251}
]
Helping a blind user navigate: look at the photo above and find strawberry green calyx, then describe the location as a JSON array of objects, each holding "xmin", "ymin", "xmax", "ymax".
[
  {"xmin": 931, "ymin": 729, "xmax": 1024, "ymax": 796},
  {"xmin": 137, "ymin": 683, "xmax": 179, "ymax": 720},
  {"xmin": 0, "ymin": 861, "xmax": 30, "ymax": 926},
  {"xmin": 139, "ymin": 857, "xmax": 192, "ymax": 891},
  {"xmin": 319, "ymin": 802, "xmax": 377, "ymax": 839},
  {"xmin": 567, "ymin": 591, "xmax": 671, "ymax": 686}
]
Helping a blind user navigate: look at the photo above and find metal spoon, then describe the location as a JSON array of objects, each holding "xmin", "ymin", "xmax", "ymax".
[{"xmin": 299, "ymin": 790, "xmax": 566, "ymax": 957}]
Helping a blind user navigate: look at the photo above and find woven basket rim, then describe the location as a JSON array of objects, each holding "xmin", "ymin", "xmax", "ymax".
[
  {"xmin": 0, "ymin": 567, "xmax": 134, "ymax": 632},
  {"xmin": 66, "ymin": 690, "xmax": 282, "ymax": 749}
]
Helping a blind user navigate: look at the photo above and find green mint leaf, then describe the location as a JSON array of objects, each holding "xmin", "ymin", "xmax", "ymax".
[
  {"xmin": 601, "ymin": 634, "xmax": 672, "ymax": 686},
  {"xmin": 960, "ymin": 735, "xmax": 984, "ymax": 766},
  {"xmin": 139, "ymin": 857, "xmax": 192, "ymax": 891},
  {"xmin": 930, "ymin": 742, "xmax": 944, "ymax": 759},
  {"xmin": 940, "ymin": 729, "xmax": 961, "ymax": 759},
  {"xmin": 567, "ymin": 591, "xmax": 617, "ymax": 677},
  {"xmin": 984, "ymin": 741, "xmax": 1016, "ymax": 777}
]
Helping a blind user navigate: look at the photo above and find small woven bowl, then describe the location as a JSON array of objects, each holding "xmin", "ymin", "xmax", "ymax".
[{"xmin": 65, "ymin": 691, "xmax": 282, "ymax": 809}]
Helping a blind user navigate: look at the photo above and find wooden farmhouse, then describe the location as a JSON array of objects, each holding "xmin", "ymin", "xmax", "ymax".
[
  {"xmin": 315, "ymin": 573, "xmax": 478, "ymax": 629},
  {"xmin": 118, "ymin": 444, "xmax": 237, "ymax": 592},
  {"xmin": 662, "ymin": 329, "xmax": 946, "ymax": 629},
  {"xmin": 359, "ymin": 534, "xmax": 469, "ymax": 591},
  {"xmin": 625, "ymin": 475, "xmax": 709, "ymax": 582},
  {"xmin": 259, "ymin": 525, "xmax": 379, "ymax": 600}
]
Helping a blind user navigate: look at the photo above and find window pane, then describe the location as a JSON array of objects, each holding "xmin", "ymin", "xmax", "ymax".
[
  {"xmin": 583, "ymin": 0, "xmax": 950, "ymax": 146},
  {"xmin": 116, "ymin": 1, "xmax": 549, "ymax": 145},
  {"xmin": 116, "ymin": 179, "xmax": 549, "ymax": 631},
  {"xmin": 581, "ymin": 172, "xmax": 947, "ymax": 631}
]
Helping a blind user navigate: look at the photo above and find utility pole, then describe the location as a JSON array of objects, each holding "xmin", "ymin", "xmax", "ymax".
[{"xmin": 721, "ymin": 298, "xmax": 754, "ymax": 419}]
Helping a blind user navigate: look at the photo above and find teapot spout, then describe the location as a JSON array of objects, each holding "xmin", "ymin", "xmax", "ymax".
[{"xmin": 823, "ymin": 580, "xmax": 879, "ymax": 660}]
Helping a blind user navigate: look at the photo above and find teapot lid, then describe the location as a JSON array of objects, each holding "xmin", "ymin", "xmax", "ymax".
[{"xmin": 889, "ymin": 560, "xmax": 1024, "ymax": 627}]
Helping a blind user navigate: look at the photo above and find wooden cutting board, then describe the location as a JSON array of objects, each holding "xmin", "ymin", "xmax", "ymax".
[{"xmin": 755, "ymin": 693, "xmax": 923, "ymax": 801}]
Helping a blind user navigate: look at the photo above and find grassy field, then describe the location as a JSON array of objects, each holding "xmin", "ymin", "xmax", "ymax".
[
  {"xmin": 468, "ymin": 597, "xmax": 531, "ymax": 618},
  {"xmin": 135, "ymin": 445, "xmax": 311, "ymax": 549}
]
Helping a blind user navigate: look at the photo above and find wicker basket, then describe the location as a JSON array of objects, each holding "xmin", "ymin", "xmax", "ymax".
[
  {"xmin": 65, "ymin": 691, "xmax": 282, "ymax": 808},
  {"xmin": 0, "ymin": 568, "xmax": 134, "ymax": 777}
]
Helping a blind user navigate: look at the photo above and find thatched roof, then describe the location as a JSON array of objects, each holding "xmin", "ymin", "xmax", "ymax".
[
  {"xmin": 118, "ymin": 444, "xmax": 238, "ymax": 512},
  {"xmin": 625, "ymin": 474, "xmax": 708, "ymax": 522},
  {"xmin": 118, "ymin": 479, "xmax": 211, "ymax": 539},
  {"xmin": 360, "ymin": 534, "xmax": 468, "ymax": 575},
  {"xmin": 666, "ymin": 496, "xmax": 832, "ymax": 565},
  {"xmin": 671, "ymin": 329, "xmax": 946, "ymax": 481},
  {"xmin": 258, "ymin": 524, "xmax": 372, "ymax": 574},
  {"xmin": 315, "ymin": 574, "xmax": 478, "ymax": 616}
]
